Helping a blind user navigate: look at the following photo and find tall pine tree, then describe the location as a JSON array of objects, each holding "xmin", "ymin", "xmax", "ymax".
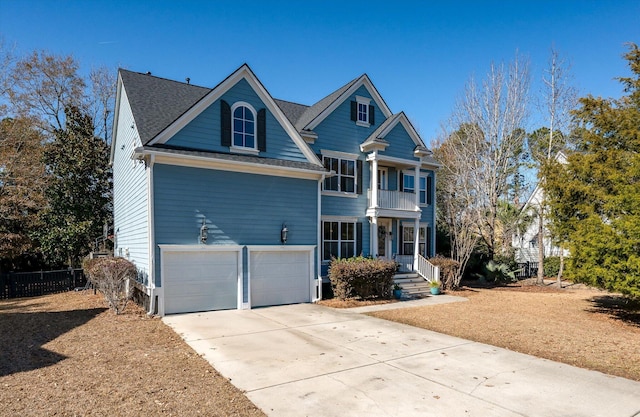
[
  {"xmin": 36, "ymin": 106, "xmax": 111, "ymax": 266},
  {"xmin": 545, "ymin": 44, "xmax": 640, "ymax": 298}
]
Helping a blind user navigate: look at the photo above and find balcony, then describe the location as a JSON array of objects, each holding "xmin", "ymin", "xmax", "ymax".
[{"xmin": 367, "ymin": 189, "xmax": 419, "ymax": 216}]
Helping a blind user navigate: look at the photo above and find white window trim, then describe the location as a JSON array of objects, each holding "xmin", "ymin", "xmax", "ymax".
[
  {"xmin": 355, "ymin": 95, "xmax": 371, "ymax": 127},
  {"xmin": 419, "ymin": 175, "xmax": 429, "ymax": 206},
  {"xmin": 322, "ymin": 153, "xmax": 358, "ymax": 196},
  {"xmin": 230, "ymin": 101, "xmax": 258, "ymax": 151},
  {"xmin": 321, "ymin": 219, "xmax": 357, "ymax": 262}
]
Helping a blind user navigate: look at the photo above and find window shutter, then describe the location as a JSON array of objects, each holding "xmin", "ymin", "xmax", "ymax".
[
  {"xmin": 356, "ymin": 159, "xmax": 363, "ymax": 194},
  {"xmin": 399, "ymin": 171, "xmax": 404, "ymax": 191},
  {"xmin": 399, "ymin": 225, "xmax": 404, "ymax": 255},
  {"xmin": 257, "ymin": 108, "xmax": 266, "ymax": 151},
  {"xmin": 350, "ymin": 101, "xmax": 357, "ymax": 121},
  {"xmin": 427, "ymin": 175, "xmax": 433, "ymax": 205},
  {"xmin": 368, "ymin": 105, "xmax": 375, "ymax": 125},
  {"xmin": 356, "ymin": 222, "xmax": 363, "ymax": 256},
  {"xmin": 426, "ymin": 226, "xmax": 432, "ymax": 257},
  {"xmin": 221, "ymin": 100, "xmax": 231, "ymax": 147}
]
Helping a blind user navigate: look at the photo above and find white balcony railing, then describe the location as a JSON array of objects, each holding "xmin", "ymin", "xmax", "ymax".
[{"xmin": 368, "ymin": 189, "xmax": 418, "ymax": 211}]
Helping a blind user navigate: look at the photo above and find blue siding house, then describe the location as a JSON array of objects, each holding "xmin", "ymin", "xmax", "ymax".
[{"xmin": 111, "ymin": 64, "xmax": 439, "ymax": 315}]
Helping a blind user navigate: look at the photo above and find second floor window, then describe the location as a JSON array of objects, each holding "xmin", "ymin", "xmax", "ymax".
[
  {"xmin": 324, "ymin": 156, "xmax": 355, "ymax": 193},
  {"xmin": 232, "ymin": 104, "xmax": 256, "ymax": 149}
]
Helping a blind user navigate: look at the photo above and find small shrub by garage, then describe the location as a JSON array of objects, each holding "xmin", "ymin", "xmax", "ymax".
[
  {"xmin": 329, "ymin": 257, "xmax": 397, "ymax": 300},
  {"xmin": 83, "ymin": 257, "xmax": 136, "ymax": 314},
  {"xmin": 544, "ymin": 256, "xmax": 561, "ymax": 278}
]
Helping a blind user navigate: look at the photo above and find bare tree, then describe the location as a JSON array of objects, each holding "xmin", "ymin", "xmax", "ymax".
[
  {"xmin": 89, "ymin": 66, "xmax": 117, "ymax": 144},
  {"xmin": 531, "ymin": 48, "xmax": 577, "ymax": 284},
  {"xmin": 6, "ymin": 50, "xmax": 86, "ymax": 133},
  {"xmin": 446, "ymin": 54, "xmax": 531, "ymax": 260},
  {"xmin": 433, "ymin": 128, "xmax": 481, "ymax": 286}
]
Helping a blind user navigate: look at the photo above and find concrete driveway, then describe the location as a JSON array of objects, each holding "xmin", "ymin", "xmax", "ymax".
[{"xmin": 163, "ymin": 302, "xmax": 640, "ymax": 417}]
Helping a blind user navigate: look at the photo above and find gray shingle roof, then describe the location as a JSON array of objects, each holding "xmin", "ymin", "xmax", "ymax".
[
  {"xmin": 274, "ymin": 99, "xmax": 309, "ymax": 125},
  {"xmin": 137, "ymin": 145, "xmax": 328, "ymax": 173},
  {"xmin": 293, "ymin": 75, "xmax": 362, "ymax": 131},
  {"xmin": 120, "ymin": 69, "xmax": 210, "ymax": 145}
]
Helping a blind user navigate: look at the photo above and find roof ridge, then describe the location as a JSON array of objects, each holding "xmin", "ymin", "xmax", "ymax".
[{"xmin": 119, "ymin": 68, "xmax": 211, "ymax": 90}]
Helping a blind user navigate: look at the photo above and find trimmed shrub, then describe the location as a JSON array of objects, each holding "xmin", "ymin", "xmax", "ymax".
[
  {"xmin": 544, "ymin": 256, "xmax": 561, "ymax": 278},
  {"xmin": 83, "ymin": 257, "xmax": 136, "ymax": 314},
  {"xmin": 328, "ymin": 257, "xmax": 397, "ymax": 300},
  {"xmin": 429, "ymin": 256, "xmax": 460, "ymax": 290}
]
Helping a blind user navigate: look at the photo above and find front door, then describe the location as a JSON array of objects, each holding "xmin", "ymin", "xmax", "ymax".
[{"xmin": 377, "ymin": 219, "xmax": 392, "ymax": 258}]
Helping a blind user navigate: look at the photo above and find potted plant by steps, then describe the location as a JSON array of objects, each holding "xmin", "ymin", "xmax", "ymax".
[
  {"xmin": 393, "ymin": 283, "xmax": 403, "ymax": 299},
  {"xmin": 429, "ymin": 280, "xmax": 441, "ymax": 295}
]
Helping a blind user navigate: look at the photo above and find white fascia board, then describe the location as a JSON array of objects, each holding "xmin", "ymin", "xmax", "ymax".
[
  {"xmin": 149, "ymin": 151, "xmax": 325, "ymax": 181},
  {"xmin": 375, "ymin": 154, "xmax": 421, "ymax": 168},
  {"xmin": 109, "ymin": 74, "xmax": 124, "ymax": 165},
  {"xmin": 320, "ymin": 149, "xmax": 359, "ymax": 160},
  {"xmin": 246, "ymin": 245, "xmax": 315, "ymax": 252},
  {"xmin": 305, "ymin": 75, "xmax": 393, "ymax": 131},
  {"xmin": 148, "ymin": 64, "xmax": 322, "ymax": 167}
]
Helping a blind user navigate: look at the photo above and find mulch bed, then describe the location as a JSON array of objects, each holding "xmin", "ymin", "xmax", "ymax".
[{"xmin": 0, "ymin": 291, "xmax": 266, "ymax": 417}]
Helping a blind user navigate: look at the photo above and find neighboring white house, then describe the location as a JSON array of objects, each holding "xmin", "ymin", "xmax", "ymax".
[{"xmin": 513, "ymin": 152, "xmax": 570, "ymax": 263}]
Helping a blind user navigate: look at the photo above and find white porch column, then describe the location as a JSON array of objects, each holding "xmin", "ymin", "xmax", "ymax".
[
  {"xmin": 371, "ymin": 216, "xmax": 379, "ymax": 257},
  {"xmin": 371, "ymin": 153, "xmax": 379, "ymax": 208},
  {"xmin": 413, "ymin": 217, "xmax": 420, "ymax": 271},
  {"xmin": 414, "ymin": 165, "xmax": 420, "ymax": 210}
]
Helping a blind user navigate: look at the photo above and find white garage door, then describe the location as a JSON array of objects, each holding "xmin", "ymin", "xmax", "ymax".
[
  {"xmin": 250, "ymin": 248, "xmax": 312, "ymax": 308},
  {"xmin": 162, "ymin": 248, "xmax": 240, "ymax": 315}
]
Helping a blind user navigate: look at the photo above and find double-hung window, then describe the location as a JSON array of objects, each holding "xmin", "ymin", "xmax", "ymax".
[
  {"xmin": 400, "ymin": 225, "xmax": 431, "ymax": 257},
  {"xmin": 352, "ymin": 95, "xmax": 373, "ymax": 127},
  {"xmin": 323, "ymin": 156, "xmax": 355, "ymax": 193},
  {"xmin": 419, "ymin": 176, "xmax": 427, "ymax": 205},
  {"xmin": 403, "ymin": 174, "xmax": 415, "ymax": 194},
  {"xmin": 322, "ymin": 221, "xmax": 356, "ymax": 261}
]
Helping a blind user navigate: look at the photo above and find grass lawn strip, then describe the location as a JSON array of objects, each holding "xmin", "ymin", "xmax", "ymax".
[
  {"xmin": 0, "ymin": 291, "xmax": 266, "ymax": 417},
  {"xmin": 367, "ymin": 284, "xmax": 640, "ymax": 382}
]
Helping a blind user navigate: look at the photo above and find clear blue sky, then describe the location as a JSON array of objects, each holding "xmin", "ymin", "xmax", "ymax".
[{"xmin": 1, "ymin": 0, "xmax": 638, "ymax": 145}]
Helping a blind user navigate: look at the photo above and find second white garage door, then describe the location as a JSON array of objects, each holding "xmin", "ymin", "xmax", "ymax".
[{"xmin": 249, "ymin": 246, "xmax": 313, "ymax": 308}]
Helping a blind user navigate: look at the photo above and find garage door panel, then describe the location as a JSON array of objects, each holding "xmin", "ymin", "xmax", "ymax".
[
  {"xmin": 163, "ymin": 250, "xmax": 239, "ymax": 314},
  {"xmin": 250, "ymin": 250, "xmax": 311, "ymax": 308}
]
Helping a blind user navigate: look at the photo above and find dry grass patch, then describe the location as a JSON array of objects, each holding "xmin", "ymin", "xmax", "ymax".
[
  {"xmin": 368, "ymin": 283, "xmax": 640, "ymax": 381},
  {"xmin": 0, "ymin": 291, "xmax": 266, "ymax": 417}
]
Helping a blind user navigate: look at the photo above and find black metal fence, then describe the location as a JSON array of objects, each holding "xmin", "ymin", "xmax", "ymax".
[
  {"xmin": 516, "ymin": 262, "xmax": 539, "ymax": 279},
  {"xmin": 0, "ymin": 269, "xmax": 86, "ymax": 299}
]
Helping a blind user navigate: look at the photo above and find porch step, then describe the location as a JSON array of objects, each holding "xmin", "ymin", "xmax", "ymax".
[{"xmin": 393, "ymin": 274, "xmax": 432, "ymax": 299}]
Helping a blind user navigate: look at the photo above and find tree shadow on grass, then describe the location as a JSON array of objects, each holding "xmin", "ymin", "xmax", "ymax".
[
  {"xmin": 587, "ymin": 295, "xmax": 640, "ymax": 328},
  {"xmin": 0, "ymin": 307, "xmax": 107, "ymax": 376}
]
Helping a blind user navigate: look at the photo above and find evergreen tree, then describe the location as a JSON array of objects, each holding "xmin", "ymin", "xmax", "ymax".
[
  {"xmin": 545, "ymin": 44, "xmax": 640, "ymax": 298},
  {"xmin": 36, "ymin": 106, "xmax": 111, "ymax": 266}
]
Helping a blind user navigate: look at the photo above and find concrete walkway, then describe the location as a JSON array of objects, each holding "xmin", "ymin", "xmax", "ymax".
[{"xmin": 163, "ymin": 301, "xmax": 640, "ymax": 417}]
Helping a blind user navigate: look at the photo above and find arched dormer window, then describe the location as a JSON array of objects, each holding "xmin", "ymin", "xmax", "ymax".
[
  {"xmin": 231, "ymin": 101, "xmax": 256, "ymax": 150},
  {"xmin": 221, "ymin": 100, "xmax": 266, "ymax": 154}
]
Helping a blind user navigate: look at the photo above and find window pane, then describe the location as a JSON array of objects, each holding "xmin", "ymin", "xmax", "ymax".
[
  {"xmin": 330, "ymin": 158, "xmax": 338, "ymax": 172},
  {"xmin": 403, "ymin": 226, "xmax": 414, "ymax": 242},
  {"xmin": 324, "ymin": 222, "xmax": 338, "ymax": 240},
  {"xmin": 233, "ymin": 107, "xmax": 244, "ymax": 118},
  {"xmin": 342, "ymin": 242, "xmax": 355, "ymax": 258},
  {"xmin": 245, "ymin": 109, "xmax": 254, "ymax": 121},
  {"xmin": 245, "ymin": 134, "xmax": 254, "ymax": 148},
  {"xmin": 341, "ymin": 177, "xmax": 354, "ymax": 193},
  {"xmin": 324, "ymin": 176, "xmax": 338, "ymax": 191},
  {"xmin": 234, "ymin": 119, "xmax": 243, "ymax": 132},
  {"xmin": 324, "ymin": 242, "xmax": 338, "ymax": 260},
  {"xmin": 341, "ymin": 160, "xmax": 354, "ymax": 176},
  {"xmin": 420, "ymin": 190, "xmax": 426, "ymax": 204},
  {"xmin": 341, "ymin": 222, "xmax": 354, "ymax": 240},
  {"xmin": 245, "ymin": 120, "xmax": 254, "ymax": 133},
  {"xmin": 233, "ymin": 133, "xmax": 243, "ymax": 147},
  {"xmin": 403, "ymin": 243, "xmax": 413, "ymax": 255}
]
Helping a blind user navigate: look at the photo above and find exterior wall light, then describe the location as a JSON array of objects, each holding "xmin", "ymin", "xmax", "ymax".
[
  {"xmin": 200, "ymin": 219, "xmax": 208, "ymax": 244},
  {"xmin": 281, "ymin": 223, "xmax": 288, "ymax": 244}
]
